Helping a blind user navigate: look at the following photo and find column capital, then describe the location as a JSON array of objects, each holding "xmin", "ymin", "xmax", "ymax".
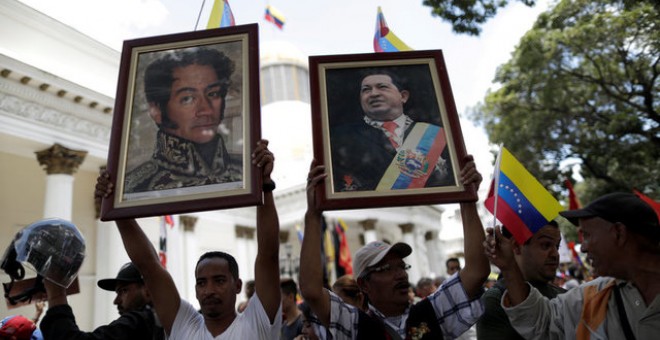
[
  {"xmin": 398, "ymin": 223, "xmax": 415, "ymax": 234},
  {"xmin": 235, "ymin": 225, "xmax": 254, "ymax": 239},
  {"xmin": 35, "ymin": 143, "xmax": 87, "ymax": 175},
  {"xmin": 359, "ymin": 219, "xmax": 377, "ymax": 231},
  {"xmin": 180, "ymin": 215, "xmax": 198, "ymax": 232}
]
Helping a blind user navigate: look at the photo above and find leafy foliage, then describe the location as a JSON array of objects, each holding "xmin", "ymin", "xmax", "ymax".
[
  {"xmin": 472, "ymin": 0, "xmax": 659, "ymax": 203},
  {"xmin": 422, "ymin": 0, "xmax": 536, "ymax": 35}
]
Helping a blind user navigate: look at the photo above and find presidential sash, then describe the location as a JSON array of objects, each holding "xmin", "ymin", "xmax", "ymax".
[{"xmin": 376, "ymin": 123, "xmax": 446, "ymax": 191}]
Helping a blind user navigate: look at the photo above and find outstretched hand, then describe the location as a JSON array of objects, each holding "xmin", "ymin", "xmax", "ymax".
[
  {"xmin": 306, "ymin": 159, "xmax": 327, "ymax": 216},
  {"xmin": 483, "ymin": 226, "xmax": 516, "ymax": 272},
  {"xmin": 252, "ymin": 139, "xmax": 274, "ymax": 181}
]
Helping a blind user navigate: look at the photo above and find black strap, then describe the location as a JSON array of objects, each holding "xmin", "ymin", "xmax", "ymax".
[
  {"xmin": 613, "ymin": 283, "xmax": 637, "ymax": 340},
  {"xmin": 366, "ymin": 309, "xmax": 402, "ymax": 340}
]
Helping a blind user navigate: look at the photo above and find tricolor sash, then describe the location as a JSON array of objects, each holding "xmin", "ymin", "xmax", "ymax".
[{"xmin": 376, "ymin": 123, "xmax": 446, "ymax": 191}]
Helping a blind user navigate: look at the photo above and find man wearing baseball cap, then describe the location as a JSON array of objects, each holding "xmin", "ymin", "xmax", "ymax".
[
  {"xmin": 300, "ymin": 155, "xmax": 490, "ymax": 339},
  {"xmin": 41, "ymin": 262, "xmax": 165, "ymax": 340},
  {"xmin": 485, "ymin": 192, "xmax": 660, "ymax": 339}
]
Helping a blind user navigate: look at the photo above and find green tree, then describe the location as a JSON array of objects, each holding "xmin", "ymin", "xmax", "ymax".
[
  {"xmin": 472, "ymin": 0, "xmax": 659, "ymax": 203},
  {"xmin": 423, "ymin": 0, "xmax": 536, "ymax": 35}
]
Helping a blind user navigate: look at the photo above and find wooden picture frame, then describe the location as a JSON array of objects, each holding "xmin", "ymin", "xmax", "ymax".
[
  {"xmin": 101, "ymin": 24, "xmax": 261, "ymax": 220},
  {"xmin": 309, "ymin": 50, "xmax": 477, "ymax": 210}
]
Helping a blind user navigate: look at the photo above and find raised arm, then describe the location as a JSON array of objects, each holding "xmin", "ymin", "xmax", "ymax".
[
  {"xmin": 298, "ymin": 160, "xmax": 331, "ymax": 327},
  {"xmin": 484, "ymin": 226, "xmax": 529, "ymax": 306},
  {"xmin": 95, "ymin": 173, "xmax": 180, "ymax": 334},
  {"xmin": 458, "ymin": 155, "xmax": 490, "ymax": 298},
  {"xmin": 251, "ymin": 139, "xmax": 280, "ymax": 322}
]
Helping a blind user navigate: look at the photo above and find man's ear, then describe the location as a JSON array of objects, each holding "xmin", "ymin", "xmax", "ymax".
[
  {"xmin": 400, "ymin": 90, "xmax": 410, "ymax": 104},
  {"xmin": 148, "ymin": 104, "xmax": 163, "ymax": 125},
  {"xmin": 612, "ymin": 222, "xmax": 628, "ymax": 246},
  {"xmin": 512, "ymin": 240, "xmax": 523, "ymax": 255},
  {"xmin": 235, "ymin": 278, "xmax": 243, "ymax": 295}
]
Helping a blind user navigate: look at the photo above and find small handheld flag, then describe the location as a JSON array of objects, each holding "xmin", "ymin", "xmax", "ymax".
[
  {"xmin": 206, "ymin": 0, "xmax": 235, "ymax": 28},
  {"xmin": 373, "ymin": 7, "xmax": 412, "ymax": 53},
  {"xmin": 484, "ymin": 147, "xmax": 563, "ymax": 244},
  {"xmin": 633, "ymin": 189, "xmax": 660, "ymax": 222},
  {"xmin": 265, "ymin": 5, "xmax": 286, "ymax": 30}
]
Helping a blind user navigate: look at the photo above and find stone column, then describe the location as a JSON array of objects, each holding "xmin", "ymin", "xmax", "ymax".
[
  {"xmin": 180, "ymin": 215, "xmax": 198, "ymax": 301},
  {"xmin": 425, "ymin": 231, "xmax": 442, "ymax": 277},
  {"xmin": 35, "ymin": 143, "xmax": 87, "ymax": 219},
  {"xmin": 235, "ymin": 226, "xmax": 251, "ymax": 283},
  {"xmin": 359, "ymin": 219, "xmax": 378, "ymax": 244},
  {"xmin": 399, "ymin": 223, "xmax": 421, "ymax": 284},
  {"xmin": 163, "ymin": 215, "xmax": 183, "ymax": 295},
  {"xmin": 244, "ymin": 227, "xmax": 257, "ymax": 282}
]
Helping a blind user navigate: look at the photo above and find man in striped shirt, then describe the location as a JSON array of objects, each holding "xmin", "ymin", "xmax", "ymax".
[{"xmin": 300, "ymin": 156, "xmax": 489, "ymax": 339}]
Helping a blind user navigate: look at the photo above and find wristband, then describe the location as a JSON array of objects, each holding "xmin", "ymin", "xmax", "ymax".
[{"xmin": 263, "ymin": 180, "xmax": 276, "ymax": 192}]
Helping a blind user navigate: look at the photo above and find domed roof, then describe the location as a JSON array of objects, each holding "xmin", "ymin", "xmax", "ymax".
[{"xmin": 260, "ymin": 40, "xmax": 308, "ymax": 68}]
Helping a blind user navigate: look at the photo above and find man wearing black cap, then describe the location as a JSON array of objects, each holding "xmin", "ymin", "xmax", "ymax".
[
  {"xmin": 300, "ymin": 155, "xmax": 490, "ymax": 339},
  {"xmin": 41, "ymin": 262, "xmax": 165, "ymax": 340},
  {"xmin": 484, "ymin": 192, "xmax": 660, "ymax": 339}
]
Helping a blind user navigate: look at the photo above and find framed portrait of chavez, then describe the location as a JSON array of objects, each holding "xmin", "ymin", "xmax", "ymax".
[
  {"xmin": 101, "ymin": 24, "xmax": 261, "ymax": 220},
  {"xmin": 309, "ymin": 50, "xmax": 478, "ymax": 211}
]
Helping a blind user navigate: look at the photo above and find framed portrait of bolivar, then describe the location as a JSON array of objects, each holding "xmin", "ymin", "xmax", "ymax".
[
  {"xmin": 101, "ymin": 24, "xmax": 261, "ymax": 220},
  {"xmin": 309, "ymin": 50, "xmax": 477, "ymax": 210}
]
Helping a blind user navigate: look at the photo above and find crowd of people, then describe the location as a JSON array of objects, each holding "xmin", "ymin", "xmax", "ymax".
[
  {"xmin": 5, "ymin": 142, "xmax": 655, "ymax": 340},
  {"xmin": 3, "ymin": 64, "xmax": 659, "ymax": 339}
]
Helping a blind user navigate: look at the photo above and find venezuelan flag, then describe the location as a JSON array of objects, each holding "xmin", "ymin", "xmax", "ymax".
[
  {"xmin": 265, "ymin": 5, "xmax": 286, "ymax": 29},
  {"xmin": 484, "ymin": 147, "xmax": 563, "ymax": 244},
  {"xmin": 207, "ymin": 0, "xmax": 235, "ymax": 29},
  {"xmin": 373, "ymin": 7, "xmax": 412, "ymax": 53}
]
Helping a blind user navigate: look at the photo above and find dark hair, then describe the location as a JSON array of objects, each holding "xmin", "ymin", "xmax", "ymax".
[
  {"xmin": 445, "ymin": 257, "xmax": 460, "ymax": 267},
  {"xmin": 501, "ymin": 220, "xmax": 559, "ymax": 244},
  {"xmin": 416, "ymin": 277, "xmax": 434, "ymax": 290},
  {"xmin": 280, "ymin": 278, "xmax": 298, "ymax": 297},
  {"xmin": 332, "ymin": 275, "xmax": 361, "ymax": 300},
  {"xmin": 245, "ymin": 280, "xmax": 255, "ymax": 297},
  {"xmin": 144, "ymin": 47, "xmax": 235, "ymax": 129},
  {"xmin": 298, "ymin": 301, "xmax": 313, "ymax": 320},
  {"xmin": 195, "ymin": 251, "xmax": 239, "ymax": 280},
  {"xmin": 358, "ymin": 67, "xmax": 407, "ymax": 92}
]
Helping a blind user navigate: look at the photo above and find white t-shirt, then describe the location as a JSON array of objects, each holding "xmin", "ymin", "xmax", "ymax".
[{"xmin": 168, "ymin": 293, "xmax": 281, "ymax": 339}]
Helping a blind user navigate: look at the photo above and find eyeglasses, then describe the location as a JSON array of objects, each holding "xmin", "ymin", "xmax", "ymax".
[{"xmin": 364, "ymin": 262, "xmax": 411, "ymax": 277}]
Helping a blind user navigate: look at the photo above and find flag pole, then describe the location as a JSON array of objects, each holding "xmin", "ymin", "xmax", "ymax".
[
  {"xmin": 492, "ymin": 144, "xmax": 504, "ymax": 231},
  {"xmin": 194, "ymin": 0, "xmax": 207, "ymax": 30}
]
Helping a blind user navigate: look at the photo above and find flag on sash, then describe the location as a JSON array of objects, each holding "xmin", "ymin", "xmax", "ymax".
[
  {"xmin": 159, "ymin": 215, "xmax": 175, "ymax": 267},
  {"xmin": 484, "ymin": 147, "xmax": 563, "ymax": 244},
  {"xmin": 373, "ymin": 6, "xmax": 412, "ymax": 52},
  {"xmin": 376, "ymin": 123, "xmax": 446, "ymax": 191},
  {"xmin": 207, "ymin": 0, "xmax": 235, "ymax": 28},
  {"xmin": 265, "ymin": 5, "xmax": 286, "ymax": 29}
]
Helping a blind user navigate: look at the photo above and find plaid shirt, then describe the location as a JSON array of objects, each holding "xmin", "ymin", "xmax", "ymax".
[{"xmin": 327, "ymin": 272, "xmax": 484, "ymax": 339}]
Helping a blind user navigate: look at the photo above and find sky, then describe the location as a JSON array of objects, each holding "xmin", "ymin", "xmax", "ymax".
[{"xmin": 17, "ymin": 0, "xmax": 552, "ymax": 231}]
